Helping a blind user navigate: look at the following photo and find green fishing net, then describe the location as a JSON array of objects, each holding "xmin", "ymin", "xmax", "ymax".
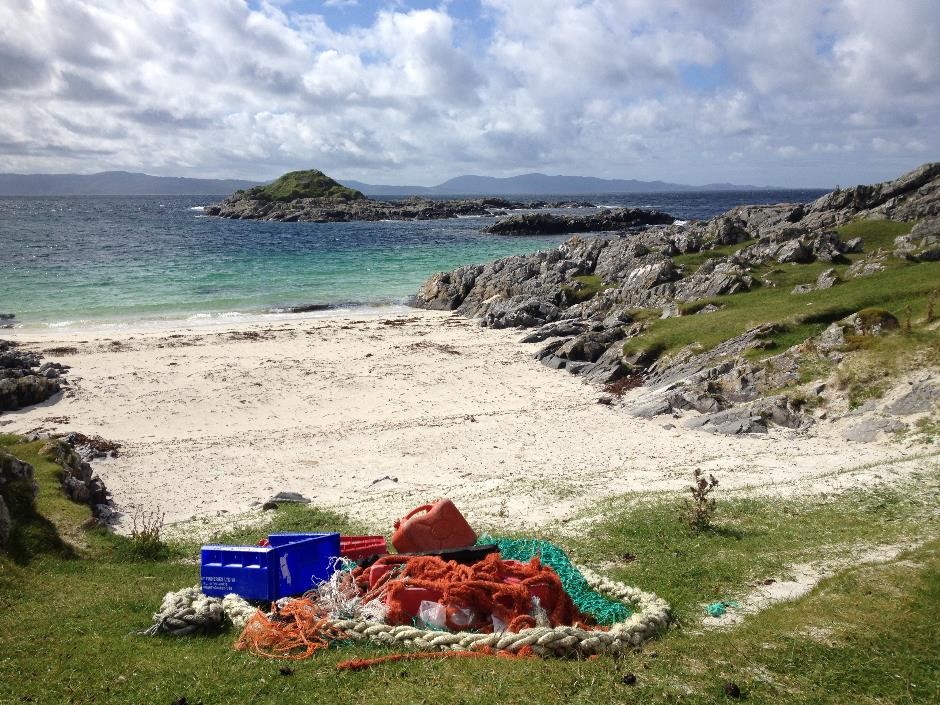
[{"xmin": 478, "ymin": 535, "xmax": 631, "ymax": 625}]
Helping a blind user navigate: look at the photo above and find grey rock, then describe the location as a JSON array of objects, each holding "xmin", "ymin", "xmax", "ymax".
[
  {"xmin": 533, "ymin": 339, "xmax": 565, "ymax": 361},
  {"xmin": 0, "ymin": 451, "xmax": 37, "ymax": 495},
  {"xmin": 578, "ymin": 344, "xmax": 633, "ymax": 385},
  {"xmin": 775, "ymin": 239, "xmax": 814, "ymax": 264},
  {"xmin": 886, "ymin": 380, "xmax": 939, "ymax": 416},
  {"xmin": 843, "ymin": 237, "xmax": 863, "ymax": 253},
  {"xmin": 894, "ymin": 219, "xmax": 940, "ymax": 261},
  {"xmin": 541, "ymin": 354, "xmax": 568, "ymax": 370},
  {"xmin": 630, "ymin": 399, "xmax": 673, "ymax": 418},
  {"xmin": 815, "ymin": 268, "xmax": 838, "ymax": 290},
  {"xmin": 846, "ymin": 254, "xmax": 886, "ymax": 278},
  {"xmin": 208, "ymin": 193, "xmax": 569, "ymax": 224},
  {"xmin": 269, "ymin": 491, "xmax": 311, "ymax": 504},
  {"xmin": 484, "ymin": 208, "xmax": 674, "ymax": 235},
  {"xmin": 696, "ymin": 304, "xmax": 721, "ymax": 315},
  {"xmin": 816, "ymin": 323, "xmax": 854, "ymax": 353},
  {"xmin": 519, "ymin": 320, "xmax": 587, "ymax": 344},
  {"xmin": 565, "ymin": 361, "xmax": 591, "ymax": 375},
  {"xmin": 842, "ymin": 417, "xmax": 907, "ymax": 442},
  {"xmin": 791, "ymin": 283, "xmax": 814, "ymax": 295},
  {"xmin": 0, "ymin": 340, "xmax": 63, "ymax": 411},
  {"xmin": 482, "ymin": 297, "xmax": 561, "ymax": 329},
  {"xmin": 1, "ymin": 451, "xmax": 38, "ymax": 545},
  {"xmin": 555, "ymin": 328, "xmax": 625, "ymax": 363},
  {"xmin": 752, "ymin": 396, "xmax": 805, "ymax": 429},
  {"xmin": 62, "ymin": 475, "xmax": 90, "ymax": 503},
  {"xmin": 686, "ymin": 408, "xmax": 768, "ymax": 435}
]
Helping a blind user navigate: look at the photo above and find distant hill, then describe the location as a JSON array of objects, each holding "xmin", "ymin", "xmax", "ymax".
[
  {"xmin": 0, "ymin": 171, "xmax": 260, "ymax": 196},
  {"xmin": 0, "ymin": 169, "xmax": 773, "ymax": 197},
  {"xmin": 340, "ymin": 172, "xmax": 771, "ymax": 196}
]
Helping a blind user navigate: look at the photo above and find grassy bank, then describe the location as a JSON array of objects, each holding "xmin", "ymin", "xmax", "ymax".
[
  {"xmin": 624, "ymin": 220, "xmax": 938, "ymax": 365},
  {"xmin": 1, "ymin": 437, "xmax": 938, "ymax": 704}
]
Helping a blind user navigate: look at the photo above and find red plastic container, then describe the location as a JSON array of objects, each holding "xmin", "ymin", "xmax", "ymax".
[
  {"xmin": 395, "ymin": 586, "xmax": 443, "ymax": 618},
  {"xmin": 391, "ymin": 499, "xmax": 477, "ymax": 553},
  {"xmin": 368, "ymin": 563, "xmax": 395, "ymax": 588},
  {"xmin": 340, "ymin": 535, "xmax": 388, "ymax": 560}
]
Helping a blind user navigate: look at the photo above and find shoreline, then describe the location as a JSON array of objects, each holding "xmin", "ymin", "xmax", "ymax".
[
  {"xmin": 2, "ymin": 310, "xmax": 925, "ymax": 536},
  {"xmin": 1, "ymin": 302, "xmax": 416, "ymax": 337}
]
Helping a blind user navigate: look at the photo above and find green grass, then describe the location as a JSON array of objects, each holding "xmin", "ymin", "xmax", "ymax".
[
  {"xmin": 560, "ymin": 274, "xmax": 611, "ymax": 303},
  {"xmin": 568, "ymin": 476, "xmax": 939, "ymax": 622},
  {"xmin": 623, "ymin": 258, "xmax": 940, "ymax": 364},
  {"xmin": 633, "ymin": 217, "xmax": 927, "ymax": 364},
  {"xmin": 672, "ymin": 239, "xmax": 756, "ymax": 273},
  {"xmin": 2, "ymin": 437, "xmax": 938, "ymax": 704},
  {"xmin": 245, "ymin": 169, "xmax": 365, "ymax": 202},
  {"xmin": 836, "ymin": 219, "xmax": 915, "ymax": 251}
]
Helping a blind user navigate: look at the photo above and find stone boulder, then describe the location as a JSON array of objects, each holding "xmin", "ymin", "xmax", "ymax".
[
  {"xmin": 685, "ymin": 408, "xmax": 769, "ymax": 435},
  {"xmin": 0, "ymin": 375, "xmax": 60, "ymax": 411},
  {"xmin": 893, "ymin": 218, "xmax": 940, "ymax": 261},
  {"xmin": 0, "ymin": 451, "xmax": 38, "ymax": 547},
  {"xmin": 41, "ymin": 438, "xmax": 111, "ymax": 519}
]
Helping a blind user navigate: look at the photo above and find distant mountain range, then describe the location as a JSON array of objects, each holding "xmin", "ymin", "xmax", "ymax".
[
  {"xmin": 340, "ymin": 173, "xmax": 771, "ymax": 196},
  {"xmin": 0, "ymin": 170, "xmax": 772, "ymax": 197},
  {"xmin": 0, "ymin": 171, "xmax": 259, "ymax": 196}
]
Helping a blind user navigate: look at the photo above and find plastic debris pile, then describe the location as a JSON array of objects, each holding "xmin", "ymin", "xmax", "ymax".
[{"xmin": 144, "ymin": 498, "xmax": 671, "ymax": 662}]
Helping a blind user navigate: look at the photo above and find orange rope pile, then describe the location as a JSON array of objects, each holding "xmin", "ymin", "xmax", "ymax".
[
  {"xmin": 234, "ymin": 598, "xmax": 346, "ymax": 660},
  {"xmin": 354, "ymin": 552, "xmax": 588, "ymax": 632},
  {"xmin": 234, "ymin": 553, "xmax": 593, "ymax": 661}
]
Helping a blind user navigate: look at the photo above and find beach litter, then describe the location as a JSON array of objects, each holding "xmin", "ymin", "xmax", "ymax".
[
  {"xmin": 705, "ymin": 600, "xmax": 739, "ymax": 618},
  {"xmin": 144, "ymin": 498, "xmax": 671, "ymax": 665}
]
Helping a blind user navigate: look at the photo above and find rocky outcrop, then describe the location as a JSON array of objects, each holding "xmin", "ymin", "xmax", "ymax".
[
  {"xmin": 411, "ymin": 163, "xmax": 939, "ymax": 435},
  {"xmin": 894, "ymin": 218, "xmax": 940, "ymax": 261},
  {"xmin": 40, "ymin": 437, "xmax": 111, "ymax": 520},
  {"xmin": 0, "ymin": 451, "xmax": 37, "ymax": 547},
  {"xmin": 0, "ymin": 340, "xmax": 65, "ymax": 411},
  {"xmin": 483, "ymin": 208, "xmax": 674, "ymax": 235},
  {"xmin": 206, "ymin": 194, "xmax": 596, "ymax": 223}
]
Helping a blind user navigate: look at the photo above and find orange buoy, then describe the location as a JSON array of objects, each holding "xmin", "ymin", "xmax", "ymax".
[{"xmin": 391, "ymin": 499, "xmax": 478, "ymax": 553}]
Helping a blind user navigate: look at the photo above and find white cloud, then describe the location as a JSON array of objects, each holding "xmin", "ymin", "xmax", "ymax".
[{"xmin": 0, "ymin": 0, "xmax": 936, "ymax": 186}]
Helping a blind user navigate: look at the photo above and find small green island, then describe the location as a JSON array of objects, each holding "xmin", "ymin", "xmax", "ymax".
[{"xmin": 238, "ymin": 169, "xmax": 365, "ymax": 202}]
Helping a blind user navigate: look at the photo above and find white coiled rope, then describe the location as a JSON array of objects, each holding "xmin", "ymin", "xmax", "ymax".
[
  {"xmin": 143, "ymin": 565, "xmax": 670, "ymax": 657},
  {"xmin": 141, "ymin": 586, "xmax": 256, "ymax": 636}
]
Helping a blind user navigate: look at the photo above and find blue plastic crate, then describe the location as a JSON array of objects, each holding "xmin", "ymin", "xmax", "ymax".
[
  {"xmin": 267, "ymin": 532, "xmax": 341, "ymax": 588},
  {"xmin": 201, "ymin": 532, "xmax": 339, "ymax": 601}
]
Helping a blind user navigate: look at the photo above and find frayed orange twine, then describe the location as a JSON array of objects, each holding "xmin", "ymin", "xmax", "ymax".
[{"xmin": 235, "ymin": 598, "xmax": 345, "ymax": 660}]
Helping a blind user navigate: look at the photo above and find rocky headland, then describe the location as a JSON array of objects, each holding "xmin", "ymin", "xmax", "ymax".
[
  {"xmin": 412, "ymin": 162, "xmax": 940, "ymax": 438},
  {"xmin": 205, "ymin": 168, "xmax": 599, "ymax": 223}
]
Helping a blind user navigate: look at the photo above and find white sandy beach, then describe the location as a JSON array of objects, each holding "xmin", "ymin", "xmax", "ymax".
[{"xmin": 2, "ymin": 310, "xmax": 928, "ymax": 535}]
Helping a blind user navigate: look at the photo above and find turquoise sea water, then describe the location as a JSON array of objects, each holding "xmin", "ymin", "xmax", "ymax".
[{"xmin": 0, "ymin": 191, "xmax": 826, "ymax": 330}]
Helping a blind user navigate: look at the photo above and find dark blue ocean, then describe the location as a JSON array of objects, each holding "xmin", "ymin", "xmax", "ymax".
[{"xmin": 0, "ymin": 190, "xmax": 826, "ymax": 330}]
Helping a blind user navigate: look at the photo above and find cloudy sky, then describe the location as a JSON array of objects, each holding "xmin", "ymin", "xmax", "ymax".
[{"xmin": 1, "ymin": 0, "xmax": 937, "ymax": 187}]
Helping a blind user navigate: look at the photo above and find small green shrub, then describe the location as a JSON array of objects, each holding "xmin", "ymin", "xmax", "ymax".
[
  {"xmin": 120, "ymin": 507, "xmax": 170, "ymax": 561},
  {"xmin": 683, "ymin": 469, "xmax": 719, "ymax": 532}
]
